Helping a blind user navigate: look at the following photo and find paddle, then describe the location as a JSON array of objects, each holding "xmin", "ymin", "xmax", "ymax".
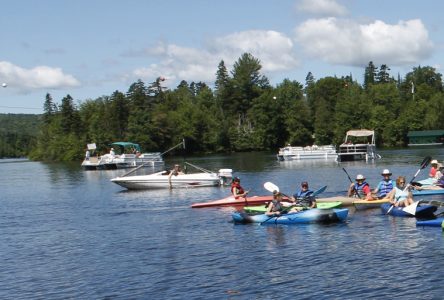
[
  {"xmin": 386, "ymin": 156, "xmax": 432, "ymax": 215},
  {"xmin": 342, "ymin": 168, "xmax": 361, "ymax": 199}
]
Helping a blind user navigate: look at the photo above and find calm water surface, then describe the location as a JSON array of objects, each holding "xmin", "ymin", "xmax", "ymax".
[{"xmin": 1, "ymin": 149, "xmax": 444, "ymax": 299}]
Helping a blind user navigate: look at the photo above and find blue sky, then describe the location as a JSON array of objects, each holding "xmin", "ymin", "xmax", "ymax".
[{"xmin": 0, "ymin": 0, "xmax": 443, "ymax": 113}]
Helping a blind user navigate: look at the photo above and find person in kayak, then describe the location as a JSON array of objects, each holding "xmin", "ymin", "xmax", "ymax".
[
  {"xmin": 429, "ymin": 160, "xmax": 439, "ymax": 178},
  {"xmin": 265, "ymin": 191, "xmax": 284, "ymax": 216},
  {"xmin": 347, "ymin": 174, "xmax": 374, "ymax": 200},
  {"xmin": 373, "ymin": 169, "xmax": 394, "ymax": 199},
  {"xmin": 291, "ymin": 181, "xmax": 316, "ymax": 209},
  {"xmin": 231, "ymin": 177, "xmax": 248, "ymax": 199},
  {"xmin": 386, "ymin": 176, "xmax": 414, "ymax": 207}
]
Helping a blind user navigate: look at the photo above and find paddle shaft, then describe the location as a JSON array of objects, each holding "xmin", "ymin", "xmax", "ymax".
[{"xmin": 342, "ymin": 168, "xmax": 362, "ymax": 199}]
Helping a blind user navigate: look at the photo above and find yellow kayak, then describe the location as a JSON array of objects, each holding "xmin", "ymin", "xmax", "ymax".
[{"xmin": 353, "ymin": 198, "xmax": 390, "ymax": 210}]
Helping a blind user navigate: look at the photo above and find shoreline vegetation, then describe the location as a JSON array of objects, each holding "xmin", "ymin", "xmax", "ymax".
[{"xmin": 1, "ymin": 53, "xmax": 443, "ymax": 161}]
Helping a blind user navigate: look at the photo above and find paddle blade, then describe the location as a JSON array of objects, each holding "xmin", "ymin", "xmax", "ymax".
[
  {"xmin": 264, "ymin": 182, "xmax": 279, "ymax": 193},
  {"xmin": 403, "ymin": 201, "xmax": 419, "ymax": 216},
  {"xmin": 313, "ymin": 186, "xmax": 327, "ymax": 197}
]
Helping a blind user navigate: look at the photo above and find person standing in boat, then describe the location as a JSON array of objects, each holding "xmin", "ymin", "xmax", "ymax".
[
  {"xmin": 265, "ymin": 191, "xmax": 284, "ymax": 216},
  {"xmin": 231, "ymin": 177, "xmax": 248, "ymax": 199},
  {"xmin": 168, "ymin": 164, "xmax": 184, "ymax": 189},
  {"xmin": 291, "ymin": 181, "xmax": 316, "ymax": 208},
  {"xmin": 347, "ymin": 174, "xmax": 374, "ymax": 200},
  {"xmin": 386, "ymin": 176, "xmax": 414, "ymax": 207},
  {"xmin": 109, "ymin": 147, "xmax": 116, "ymax": 156},
  {"xmin": 373, "ymin": 169, "xmax": 394, "ymax": 199}
]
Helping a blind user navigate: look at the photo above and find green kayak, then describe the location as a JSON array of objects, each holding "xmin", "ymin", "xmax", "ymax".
[{"xmin": 244, "ymin": 201, "xmax": 342, "ymax": 213}]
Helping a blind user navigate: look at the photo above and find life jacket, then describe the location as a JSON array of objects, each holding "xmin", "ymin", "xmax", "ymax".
[
  {"xmin": 377, "ymin": 180, "xmax": 393, "ymax": 198},
  {"xmin": 231, "ymin": 182, "xmax": 245, "ymax": 199},
  {"xmin": 354, "ymin": 181, "xmax": 369, "ymax": 198},
  {"xmin": 270, "ymin": 200, "xmax": 283, "ymax": 212},
  {"xmin": 294, "ymin": 190, "xmax": 314, "ymax": 206}
]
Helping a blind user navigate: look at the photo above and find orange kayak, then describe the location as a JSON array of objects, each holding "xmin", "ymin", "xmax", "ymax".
[{"xmin": 190, "ymin": 195, "xmax": 290, "ymax": 208}]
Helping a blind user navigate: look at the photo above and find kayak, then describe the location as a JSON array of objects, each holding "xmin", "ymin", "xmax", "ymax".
[
  {"xmin": 416, "ymin": 217, "xmax": 444, "ymax": 227},
  {"xmin": 232, "ymin": 208, "xmax": 349, "ymax": 224},
  {"xmin": 380, "ymin": 203, "xmax": 437, "ymax": 217},
  {"xmin": 244, "ymin": 201, "xmax": 342, "ymax": 213},
  {"xmin": 414, "ymin": 178, "xmax": 435, "ymax": 186},
  {"xmin": 412, "ymin": 189, "xmax": 444, "ymax": 196},
  {"xmin": 353, "ymin": 198, "xmax": 390, "ymax": 210},
  {"xmin": 316, "ymin": 196, "xmax": 355, "ymax": 206},
  {"xmin": 191, "ymin": 195, "xmax": 290, "ymax": 208}
]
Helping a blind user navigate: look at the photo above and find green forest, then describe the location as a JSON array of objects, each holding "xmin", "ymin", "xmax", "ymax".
[{"xmin": 2, "ymin": 52, "xmax": 444, "ymax": 161}]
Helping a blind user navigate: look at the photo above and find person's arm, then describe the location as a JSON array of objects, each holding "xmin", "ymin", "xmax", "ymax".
[
  {"xmin": 265, "ymin": 202, "xmax": 279, "ymax": 216},
  {"xmin": 386, "ymin": 189, "xmax": 395, "ymax": 203},
  {"xmin": 168, "ymin": 172, "xmax": 173, "ymax": 189},
  {"xmin": 363, "ymin": 185, "xmax": 373, "ymax": 200},
  {"xmin": 347, "ymin": 183, "xmax": 355, "ymax": 197}
]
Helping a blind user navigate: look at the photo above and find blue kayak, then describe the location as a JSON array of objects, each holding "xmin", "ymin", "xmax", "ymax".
[
  {"xmin": 232, "ymin": 208, "xmax": 349, "ymax": 224},
  {"xmin": 416, "ymin": 217, "xmax": 444, "ymax": 227},
  {"xmin": 412, "ymin": 189, "xmax": 444, "ymax": 196},
  {"xmin": 380, "ymin": 203, "xmax": 437, "ymax": 217}
]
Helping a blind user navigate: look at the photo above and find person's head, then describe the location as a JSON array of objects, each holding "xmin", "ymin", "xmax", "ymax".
[
  {"xmin": 396, "ymin": 176, "xmax": 406, "ymax": 187},
  {"xmin": 355, "ymin": 174, "xmax": 365, "ymax": 184},
  {"xmin": 232, "ymin": 177, "xmax": 240, "ymax": 184},
  {"xmin": 273, "ymin": 190, "xmax": 282, "ymax": 200},
  {"xmin": 174, "ymin": 164, "xmax": 181, "ymax": 170},
  {"xmin": 431, "ymin": 159, "xmax": 438, "ymax": 166},
  {"xmin": 381, "ymin": 169, "xmax": 392, "ymax": 179},
  {"xmin": 301, "ymin": 181, "xmax": 309, "ymax": 190}
]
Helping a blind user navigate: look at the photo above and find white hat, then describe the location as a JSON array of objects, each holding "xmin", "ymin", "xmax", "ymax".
[
  {"xmin": 381, "ymin": 169, "xmax": 392, "ymax": 175},
  {"xmin": 356, "ymin": 174, "xmax": 365, "ymax": 180},
  {"xmin": 431, "ymin": 159, "xmax": 438, "ymax": 164}
]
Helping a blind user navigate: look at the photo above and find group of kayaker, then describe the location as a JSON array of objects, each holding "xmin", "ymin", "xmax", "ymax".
[{"xmin": 231, "ymin": 177, "xmax": 316, "ymax": 216}]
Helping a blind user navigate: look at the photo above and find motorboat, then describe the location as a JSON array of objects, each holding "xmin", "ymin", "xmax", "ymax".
[
  {"xmin": 337, "ymin": 129, "xmax": 381, "ymax": 161},
  {"xmin": 81, "ymin": 142, "xmax": 164, "ymax": 170},
  {"xmin": 111, "ymin": 166, "xmax": 233, "ymax": 190},
  {"xmin": 277, "ymin": 144, "xmax": 337, "ymax": 160}
]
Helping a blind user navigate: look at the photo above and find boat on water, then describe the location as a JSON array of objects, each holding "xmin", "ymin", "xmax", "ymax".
[
  {"xmin": 244, "ymin": 201, "xmax": 342, "ymax": 213},
  {"xmin": 111, "ymin": 164, "xmax": 233, "ymax": 190},
  {"xmin": 232, "ymin": 208, "xmax": 349, "ymax": 224},
  {"xmin": 277, "ymin": 144, "xmax": 337, "ymax": 161},
  {"xmin": 81, "ymin": 142, "xmax": 164, "ymax": 170},
  {"xmin": 380, "ymin": 203, "xmax": 437, "ymax": 218},
  {"xmin": 353, "ymin": 198, "xmax": 390, "ymax": 210},
  {"xmin": 337, "ymin": 129, "xmax": 380, "ymax": 161},
  {"xmin": 416, "ymin": 217, "xmax": 444, "ymax": 227}
]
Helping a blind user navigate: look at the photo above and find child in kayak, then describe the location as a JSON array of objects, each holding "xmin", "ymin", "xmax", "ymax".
[
  {"xmin": 386, "ymin": 176, "xmax": 414, "ymax": 207},
  {"xmin": 265, "ymin": 191, "xmax": 285, "ymax": 216},
  {"xmin": 231, "ymin": 177, "xmax": 249, "ymax": 199}
]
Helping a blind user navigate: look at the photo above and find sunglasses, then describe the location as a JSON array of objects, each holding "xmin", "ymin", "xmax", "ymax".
[{"xmin": 399, "ymin": 181, "xmax": 405, "ymax": 184}]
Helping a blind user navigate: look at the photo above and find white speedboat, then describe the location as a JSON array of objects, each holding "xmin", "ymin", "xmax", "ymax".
[
  {"xmin": 81, "ymin": 142, "xmax": 164, "ymax": 170},
  {"xmin": 277, "ymin": 144, "xmax": 337, "ymax": 160},
  {"xmin": 111, "ymin": 168, "xmax": 233, "ymax": 190}
]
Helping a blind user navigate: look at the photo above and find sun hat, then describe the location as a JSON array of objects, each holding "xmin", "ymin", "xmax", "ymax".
[
  {"xmin": 431, "ymin": 159, "xmax": 438, "ymax": 164},
  {"xmin": 356, "ymin": 174, "xmax": 365, "ymax": 180},
  {"xmin": 381, "ymin": 169, "xmax": 392, "ymax": 175}
]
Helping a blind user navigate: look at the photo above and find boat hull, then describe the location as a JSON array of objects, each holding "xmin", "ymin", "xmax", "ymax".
[
  {"xmin": 191, "ymin": 195, "xmax": 290, "ymax": 208},
  {"xmin": 111, "ymin": 171, "xmax": 221, "ymax": 190},
  {"xmin": 412, "ymin": 189, "xmax": 444, "ymax": 196},
  {"xmin": 353, "ymin": 198, "xmax": 390, "ymax": 210},
  {"xmin": 244, "ymin": 201, "xmax": 342, "ymax": 213},
  {"xmin": 380, "ymin": 203, "xmax": 437, "ymax": 217},
  {"xmin": 416, "ymin": 217, "xmax": 444, "ymax": 227},
  {"xmin": 232, "ymin": 208, "xmax": 349, "ymax": 224}
]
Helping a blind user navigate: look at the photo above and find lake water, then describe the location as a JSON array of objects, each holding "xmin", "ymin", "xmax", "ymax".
[{"xmin": 1, "ymin": 149, "xmax": 444, "ymax": 299}]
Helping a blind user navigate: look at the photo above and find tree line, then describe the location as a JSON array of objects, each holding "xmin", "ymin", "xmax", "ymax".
[{"xmin": 9, "ymin": 53, "xmax": 443, "ymax": 161}]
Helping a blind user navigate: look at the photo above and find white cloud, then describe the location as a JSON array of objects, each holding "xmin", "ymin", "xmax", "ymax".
[
  {"xmin": 296, "ymin": 0, "xmax": 348, "ymax": 17},
  {"xmin": 294, "ymin": 18, "xmax": 434, "ymax": 66},
  {"xmin": 130, "ymin": 30, "xmax": 299, "ymax": 85},
  {"xmin": 0, "ymin": 61, "xmax": 80, "ymax": 91}
]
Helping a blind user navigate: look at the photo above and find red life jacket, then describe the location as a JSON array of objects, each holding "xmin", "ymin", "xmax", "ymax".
[{"xmin": 231, "ymin": 182, "xmax": 245, "ymax": 199}]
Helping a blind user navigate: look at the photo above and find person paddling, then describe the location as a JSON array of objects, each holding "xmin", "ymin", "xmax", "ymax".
[
  {"xmin": 386, "ymin": 176, "xmax": 414, "ymax": 207},
  {"xmin": 347, "ymin": 174, "xmax": 374, "ymax": 200},
  {"xmin": 373, "ymin": 169, "xmax": 394, "ymax": 199},
  {"xmin": 231, "ymin": 177, "xmax": 248, "ymax": 199},
  {"xmin": 265, "ymin": 191, "xmax": 284, "ymax": 216},
  {"xmin": 291, "ymin": 181, "xmax": 316, "ymax": 209}
]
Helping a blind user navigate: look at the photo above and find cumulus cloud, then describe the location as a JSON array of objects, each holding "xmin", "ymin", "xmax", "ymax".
[
  {"xmin": 130, "ymin": 30, "xmax": 299, "ymax": 85},
  {"xmin": 0, "ymin": 61, "xmax": 80, "ymax": 91},
  {"xmin": 296, "ymin": 0, "xmax": 348, "ymax": 17},
  {"xmin": 294, "ymin": 18, "xmax": 434, "ymax": 66}
]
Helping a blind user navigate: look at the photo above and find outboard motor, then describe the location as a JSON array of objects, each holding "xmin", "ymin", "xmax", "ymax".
[{"xmin": 218, "ymin": 169, "xmax": 233, "ymax": 185}]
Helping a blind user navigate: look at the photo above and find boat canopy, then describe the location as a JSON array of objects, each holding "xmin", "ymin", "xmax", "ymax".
[
  {"xmin": 110, "ymin": 142, "xmax": 141, "ymax": 152},
  {"xmin": 345, "ymin": 129, "xmax": 374, "ymax": 137}
]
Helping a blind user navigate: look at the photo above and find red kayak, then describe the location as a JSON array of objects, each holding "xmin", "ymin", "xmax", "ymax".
[{"xmin": 191, "ymin": 195, "xmax": 290, "ymax": 208}]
